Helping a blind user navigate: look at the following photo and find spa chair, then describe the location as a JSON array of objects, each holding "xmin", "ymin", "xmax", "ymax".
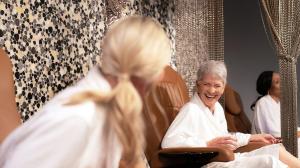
[
  {"xmin": 142, "ymin": 66, "xmax": 267, "ymax": 167},
  {"xmin": 224, "ymin": 84, "xmax": 252, "ymax": 133},
  {"xmin": 0, "ymin": 48, "xmax": 21, "ymax": 143}
]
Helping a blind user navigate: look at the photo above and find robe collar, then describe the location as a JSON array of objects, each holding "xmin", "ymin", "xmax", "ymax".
[
  {"xmin": 191, "ymin": 93, "xmax": 227, "ymax": 135},
  {"xmin": 191, "ymin": 93, "xmax": 217, "ymax": 115}
]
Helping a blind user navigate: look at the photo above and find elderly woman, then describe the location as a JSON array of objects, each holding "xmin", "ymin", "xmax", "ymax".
[{"xmin": 161, "ymin": 60, "xmax": 300, "ymax": 168}]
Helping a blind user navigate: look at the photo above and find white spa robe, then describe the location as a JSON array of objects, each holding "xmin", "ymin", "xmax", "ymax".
[
  {"xmin": 161, "ymin": 93, "xmax": 287, "ymax": 168},
  {"xmin": 0, "ymin": 67, "xmax": 122, "ymax": 168},
  {"xmin": 252, "ymin": 95, "xmax": 281, "ymax": 137}
]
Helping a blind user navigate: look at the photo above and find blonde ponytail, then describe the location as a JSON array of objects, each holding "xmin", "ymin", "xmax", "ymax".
[
  {"xmin": 67, "ymin": 78, "xmax": 144, "ymax": 166},
  {"xmin": 107, "ymin": 78, "xmax": 144, "ymax": 166}
]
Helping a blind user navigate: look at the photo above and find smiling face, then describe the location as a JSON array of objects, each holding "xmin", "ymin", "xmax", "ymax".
[
  {"xmin": 197, "ymin": 73, "xmax": 225, "ymax": 111},
  {"xmin": 269, "ymin": 72, "xmax": 280, "ymax": 99}
]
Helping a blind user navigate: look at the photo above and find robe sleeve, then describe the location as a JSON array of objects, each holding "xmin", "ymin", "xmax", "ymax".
[
  {"xmin": 235, "ymin": 132, "xmax": 251, "ymax": 147},
  {"xmin": 161, "ymin": 104, "xmax": 207, "ymax": 148},
  {"xmin": 1, "ymin": 114, "xmax": 89, "ymax": 168}
]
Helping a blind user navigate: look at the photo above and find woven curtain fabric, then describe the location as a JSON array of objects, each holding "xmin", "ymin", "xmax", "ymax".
[
  {"xmin": 174, "ymin": 0, "xmax": 209, "ymax": 97},
  {"xmin": 260, "ymin": 0, "xmax": 300, "ymax": 156},
  {"xmin": 207, "ymin": 0, "xmax": 225, "ymax": 107},
  {"xmin": 174, "ymin": 0, "xmax": 224, "ymax": 97},
  {"xmin": 207, "ymin": 0, "xmax": 224, "ymax": 62}
]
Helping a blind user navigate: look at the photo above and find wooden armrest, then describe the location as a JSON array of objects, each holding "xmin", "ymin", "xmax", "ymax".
[
  {"xmin": 150, "ymin": 147, "xmax": 234, "ymax": 168},
  {"xmin": 234, "ymin": 141, "xmax": 269, "ymax": 153}
]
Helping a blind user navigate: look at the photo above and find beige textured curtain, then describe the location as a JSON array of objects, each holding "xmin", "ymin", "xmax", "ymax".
[
  {"xmin": 174, "ymin": 0, "xmax": 209, "ymax": 96},
  {"xmin": 174, "ymin": 0, "xmax": 224, "ymax": 96},
  {"xmin": 260, "ymin": 0, "xmax": 300, "ymax": 156},
  {"xmin": 207, "ymin": 0, "xmax": 224, "ymax": 106},
  {"xmin": 207, "ymin": 0, "xmax": 224, "ymax": 62}
]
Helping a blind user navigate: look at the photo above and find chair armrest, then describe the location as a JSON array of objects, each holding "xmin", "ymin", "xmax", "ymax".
[
  {"xmin": 234, "ymin": 141, "xmax": 269, "ymax": 153},
  {"xmin": 150, "ymin": 147, "xmax": 234, "ymax": 168}
]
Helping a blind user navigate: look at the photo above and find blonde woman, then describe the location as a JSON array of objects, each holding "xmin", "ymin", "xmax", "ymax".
[{"xmin": 0, "ymin": 16, "xmax": 171, "ymax": 168}]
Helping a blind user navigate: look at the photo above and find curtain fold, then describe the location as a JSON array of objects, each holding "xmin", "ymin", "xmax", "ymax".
[
  {"xmin": 207, "ymin": 0, "xmax": 224, "ymax": 106},
  {"xmin": 174, "ymin": 0, "xmax": 209, "ymax": 97},
  {"xmin": 260, "ymin": 0, "xmax": 300, "ymax": 156},
  {"xmin": 207, "ymin": 0, "xmax": 224, "ymax": 62}
]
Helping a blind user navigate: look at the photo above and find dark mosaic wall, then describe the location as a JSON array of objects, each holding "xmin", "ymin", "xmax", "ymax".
[
  {"xmin": 0, "ymin": 0, "xmax": 175, "ymax": 121},
  {"xmin": 133, "ymin": 0, "xmax": 176, "ymax": 66}
]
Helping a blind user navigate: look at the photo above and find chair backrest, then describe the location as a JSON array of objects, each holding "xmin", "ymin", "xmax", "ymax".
[
  {"xmin": 143, "ymin": 66, "xmax": 190, "ymax": 164},
  {"xmin": 0, "ymin": 48, "xmax": 20, "ymax": 143},
  {"xmin": 224, "ymin": 84, "xmax": 251, "ymax": 133}
]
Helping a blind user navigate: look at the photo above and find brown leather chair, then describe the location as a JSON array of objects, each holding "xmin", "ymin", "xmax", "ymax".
[
  {"xmin": 224, "ymin": 84, "xmax": 252, "ymax": 133},
  {"xmin": 143, "ymin": 66, "xmax": 234, "ymax": 168},
  {"xmin": 0, "ymin": 48, "xmax": 21, "ymax": 143}
]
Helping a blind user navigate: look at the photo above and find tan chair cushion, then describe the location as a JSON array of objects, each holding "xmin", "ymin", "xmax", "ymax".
[
  {"xmin": 224, "ymin": 84, "xmax": 251, "ymax": 133},
  {"xmin": 0, "ymin": 48, "xmax": 20, "ymax": 143},
  {"xmin": 224, "ymin": 85, "xmax": 242, "ymax": 115}
]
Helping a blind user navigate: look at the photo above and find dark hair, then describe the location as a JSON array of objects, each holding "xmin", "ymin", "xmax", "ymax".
[{"xmin": 250, "ymin": 71, "xmax": 274, "ymax": 110}]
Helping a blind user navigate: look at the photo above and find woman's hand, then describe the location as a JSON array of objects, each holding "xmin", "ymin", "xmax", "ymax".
[
  {"xmin": 249, "ymin": 134, "xmax": 277, "ymax": 144},
  {"xmin": 207, "ymin": 136, "xmax": 238, "ymax": 151}
]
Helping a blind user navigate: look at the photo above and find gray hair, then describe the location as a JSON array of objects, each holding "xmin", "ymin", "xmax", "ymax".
[{"xmin": 197, "ymin": 60, "xmax": 227, "ymax": 83}]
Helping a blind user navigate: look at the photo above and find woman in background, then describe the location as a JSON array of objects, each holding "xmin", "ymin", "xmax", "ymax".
[
  {"xmin": 251, "ymin": 71, "xmax": 300, "ymax": 157},
  {"xmin": 251, "ymin": 71, "xmax": 281, "ymax": 137},
  {"xmin": 0, "ymin": 16, "xmax": 171, "ymax": 168}
]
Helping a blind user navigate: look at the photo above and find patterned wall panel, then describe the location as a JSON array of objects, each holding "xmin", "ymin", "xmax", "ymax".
[
  {"xmin": 133, "ymin": 0, "xmax": 176, "ymax": 67},
  {"xmin": 0, "ymin": 0, "xmax": 106, "ymax": 121},
  {"xmin": 0, "ymin": 0, "xmax": 175, "ymax": 121}
]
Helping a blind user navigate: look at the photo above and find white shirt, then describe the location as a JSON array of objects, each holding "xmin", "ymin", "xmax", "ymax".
[
  {"xmin": 252, "ymin": 95, "xmax": 281, "ymax": 137},
  {"xmin": 0, "ymin": 67, "xmax": 122, "ymax": 168}
]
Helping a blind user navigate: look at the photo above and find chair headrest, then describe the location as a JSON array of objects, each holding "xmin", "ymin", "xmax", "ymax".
[{"xmin": 224, "ymin": 84, "xmax": 243, "ymax": 115}]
